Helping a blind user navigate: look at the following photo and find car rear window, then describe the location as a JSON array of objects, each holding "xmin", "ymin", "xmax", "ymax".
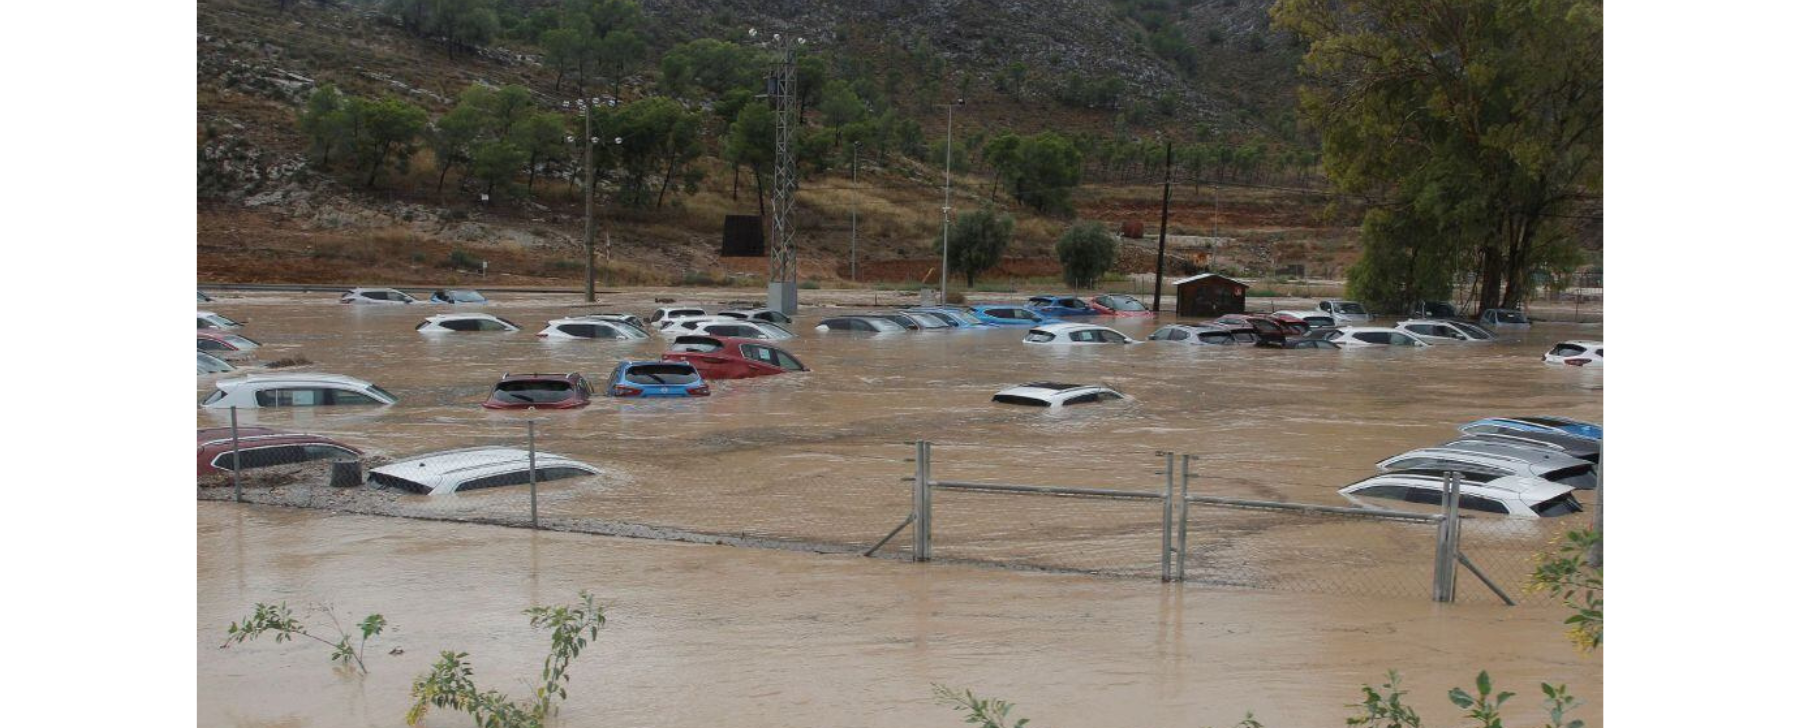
[
  {"xmin": 493, "ymin": 380, "xmax": 575, "ymax": 404},
  {"xmin": 623, "ymin": 364, "xmax": 700, "ymax": 385},
  {"xmin": 1024, "ymin": 330, "xmax": 1056, "ymax": 342},
  {"xmin": 1543, "ymin": 465, "xmax": 1597, "ymax": 489},
  {"xmin": 1549, "ymin": 344, "xmax": 1587, "ymax": 356},
  {"xmin": 370, "ymin": 471, "xmax": 430, "ymax": 494},
  {"xmin": 1531, "ymin": 493, "xmax": 1585, "ymax": 517},
  {"xmin": 992, "ymin": 394, "xmax": 1050, "ymax": 407}
]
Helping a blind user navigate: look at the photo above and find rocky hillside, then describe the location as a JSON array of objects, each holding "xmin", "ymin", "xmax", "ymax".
[{"xmin": 197, "ymin": 0, "xmax": 1338, "ymax": 287}]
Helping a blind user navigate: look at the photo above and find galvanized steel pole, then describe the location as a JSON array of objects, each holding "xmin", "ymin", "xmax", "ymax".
[
  {"xmin": 527, "ymin": 420, "xmax": 539, "ymax": 529},
  {"xmin": 583, "ymin": 107, "xmax": 596, "ymax": 303},
  {"xmin": 1160, "ymin": 452, "xmax": 1174, "ymax": 582},
  {"xmin": 940, "ymin": 104, "xmax": 954, "ymax": 304},
  {"xmin": 850, "ymin": 142, "xmax": 860, "ymax": 282},
  {"xmin": 1177, "ymin": 454, "xmax": 1191, "ymax": 582},
  {"xmin": 1432, "ymin": 471, "xmax": 1455, "ymax": 602},
  {"xmin": 229, "ymin": 406, "xmax": 242, "ymax": 503}
]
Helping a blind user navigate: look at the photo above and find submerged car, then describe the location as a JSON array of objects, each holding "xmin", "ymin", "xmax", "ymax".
[
  {"xmin": 1460, "ymin": 416, "xmax": 1603, "ymax": 442},
  {"xmin": 605, "ymin": 360, "xmax": 710, "ymax": 397},
  {"xmin": 1023, "ymin": 322, "xmax": 1135, "ymax": 345},
  {"xmin": 196, "ymin": 427, "xmax": 361, "ymax": 477},
  {"xmin": 816, "ymin": 316, "xmax": 907, "ymax": 333},
  {"xmin": 1443, "ymin": 433, "xmax": 1602, "ymax": 465},
  {"xmin": 538, "ymin": 318, "xmax": 651, "ymax": 340},
  {"xmin": 863, "ymin": 313, "xmax": 923, "ymax": 331},
  {"xmin": 1397, "ymin": 319, "xmax": 1494, "ymax": 343},
  {"xmin": 1479, "ymin": 308, "xmax": 1531, "ymax": 328},
  {"xmin": 482, "ymin": 373, "xmax": 594, "ymax": 410},
  {"xmin": 1544, "ymin": 340, "xmax": 1604, "ymax": 368},
  {"xmin": 430, "ymin": 289, "xmax": 489, "ymax": 304},
  {"xmin": 1274, "ymin": 310, "xmax": 1339, "ymax": 331},
  {"xmin": 1318, "ymin": 327, "xmax": 1431, "ymax": 348},
  {"xmin": 1089, "ymin": 294, "xmax": 1153, "ymax": 317},
  {"xmin": 1339, "ymin": 470, "xmax": 1583, "ymax": 518},
  {"xmin": 197, "ymin": 331, "xmax": 261, "ymax": 353},
  {"xmin": 1147, "ymin": 323, "xmax": 1239, "ymax": 345},
  {"xmin": 1409, "ymin": 300, "xmax": 1458, "ymax": 319},
  {"xmin": 1376, "ymin": 445, "xmax": 1597, "ymax": 490},
  {"xmin": 1284, "ymin": 338, "xmax": 1341, "ymax": 350},
  {"xmin": 663, "ymin": 335, "xmax": 808, "ymax": 379},
  {"xmin": 692, "ymin": 320, "xmax": 797, "ymax": 340},
  {"xmin": 968, "ymin": 305, "xmax": 1062, "ymax": 327},
  {"xmin": 201, "ymin": 373, "xmax": 398, "ymax": 409},
  {"xmin": 902, "ymin": 308, "xmax": 984, "ymax": 328},
  {"xmin": 197, "ymin": 351, "xmax": 236, "ymax": 374},
  {"xmin": 1027, "ymin": 295, "xmax": 1102, "ymax": 318},
  {"xmin": 1214, "ymin": 314, "xmax": 1292, "ymax": 346},
  {"xmin": 1317, "ymin": 299, "xmax": 1374, "ymax": 324},
  {"xmin": 568, "ymin": 313, "xmax": 650, "ymax": 334},
  {"xmin": 198, "ymin": 290, "xmax": 214, "ymax": 303},
  {"xmin": 340, "ymin": 287, "xmax": 417, "ymax": 305},
  {"xmin": 197, "ymin": 310, "xmax": 244, "ymax": 330},
  {"xmin": 367, "ymin": 446, "xmax": 601, "ymax": 496},
  {"xmin": 718, "ymin": 307, "xmax": 795, "ymax": 326},
  {"xmin": 416, "ymin": 313, "xmax": 521, "ymax": 333},
  {"xmin": 890, "ymin": 311, "xmax": 952, "ymax": 329},
  {"xmin": 650, "ymin": 306, "xmax": 708, "ymax": 324},
  {"xmin": 992, "ymin": 382, "xmax": 1127, "ymax": 408}
]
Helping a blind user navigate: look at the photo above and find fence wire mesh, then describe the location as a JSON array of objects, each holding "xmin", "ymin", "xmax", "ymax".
[{"xmin": 1178, "ymin": 503, "xmax": 1438, "ymax": 599}]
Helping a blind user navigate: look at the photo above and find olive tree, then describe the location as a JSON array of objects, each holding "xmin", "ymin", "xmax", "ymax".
[{"xmin": 1055, "ymin": 221, "xmax": 1117, "ymax": 289}]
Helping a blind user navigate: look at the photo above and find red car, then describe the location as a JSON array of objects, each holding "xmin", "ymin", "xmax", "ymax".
[
  {"xmin": 196, "ymin": 427, "xmax": 360, "ymax": 477},
  {"xmin": 1088, "ymin": 294, "xmax": 1155, "ymax": 317},
  {"xmin": 1213, "ymin": 314, "xmax": 1293, "ymax": 346},
  {"xmin": 661, "ymin": 335, "xmax": 809, "ymax": 380},
  {"xmin": 482, "ymin": 373, "xmax": 594, "ymax": 409},
  {"xmin": 1265, "ymin": 312, "xmax": 1313, "ymax": 335}
]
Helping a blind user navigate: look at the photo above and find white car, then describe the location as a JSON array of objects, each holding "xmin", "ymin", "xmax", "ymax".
[
  {"xmin": 340, "ymin": 287, "xmax": 417, "ymax": 304},
  {"xmin": 1397, "ymin": 319, "xmax": 1494, "ymax": 343},
  {"xmin": 1339, "ymin": 471, "xmax": 1584, "ymax": 518},
  {"xmin": 538, "ymin": 318, "xmax": 651, "ymax": 340},
  {"xmin": 719, "ymin": 308, "xmax": 795, "ymax": 325},
  {"xmin": 1318, "ymin": 326, "xmax": 1430, "ymax": 348},
  {"xmin": 1274, "ymin": 310, "xmax": 1338, "ymax": 330},
  {"xmin": 197, "ymin": 351, "xmax": 235, "ymax": 374},
  {"xmin": 415, "ymin": 313, "xmax": 521, "ymax": 333},
  {"xmin": 1479, "ymin": 308, "xmax": 1531, "ymax": 328},
  {"xmin": 367, "ymin": 446, "xmax": 601, "ymax": 496},
  {"xmin": 1147, "ymin": 323, "xmax": 1239, "ymax": 345},
  {"xmin": 201, "ymin": 373, "xmax": 398, "ymax": 409},
  {"xmin": 657, "ymin": 315, "xmax": 739, "ymax": 335},
  {"xmin": 1022, "ymin": 322, "xmax": 1135, "ymax": 345},
  {"xmin": 1544, "ymin": 340, "xmax": 1603, "ymax": 368},
  {"xmin": 1316, "ymin": 299, "xmax": 1373, "ymax": 324},
  {"xmin": 569, "ymin": 313, "xmax": 650, "ymax": 335},
  {"xmin": 815, "ymin": 316, "xmax": 907, "ymax": 333},
  {"xmin": 694, "ymin": 320, "xmax": 796, "ymax": 340},
  {"xmin": 650, "ymin": 306, "xmax": 707, "ymax": 324},
  {"xmin": 1376, "ymin": 445, "xmax": 1596, "ymax": 490},
  {"xmin": 991, "ymin": 382, "xmax": 1127, "ymax": 408},
  {"xmin": 197, "ymin": 311, "xmax": 244, "ymax": 330}
]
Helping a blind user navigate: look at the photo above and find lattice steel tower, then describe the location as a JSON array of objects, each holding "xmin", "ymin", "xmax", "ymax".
[{"xmin": 765, "ymin": 35, "xmax": 800, "ymax": 315}]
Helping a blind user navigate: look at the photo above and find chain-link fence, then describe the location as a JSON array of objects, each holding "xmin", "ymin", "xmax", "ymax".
[{"xmin": 198, "ymin": 419, "xmax": 1582, "ymax": 605}]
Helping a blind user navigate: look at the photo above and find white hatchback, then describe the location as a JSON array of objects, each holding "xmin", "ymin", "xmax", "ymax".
[
  {"xmin": 1022, "ymin": 322, "xmax": 1136, "ymax": 345},
  {"xmin": 197, "ymin": 311, "xmax": 244, "ymax": 330},
  {"xmin": 1317, "ymin": 300, "xmax": 1374, "ymax": 324},
  {"xmin": 415, "ymin": 313, "xmax": 520, "ymax": 333},
  {"xmin": 1397, "ymin": 319, "xmax": 1494, "ymax": 343},
  {"xmin": 1318, "ymin": 326, "xmax": 1431, "ymax": 348},
  {"xmin": 991, "ymin": 382, "xmax": 1127, "ymax": 408},
  {"xmin": 538, "ymin": 318, "xmax": 651, "ymax": 340},
  {"xmin": 340, "ymin": 287, "xmax": 417, "ymax": 304},
  {"xmin": 201, "ymin": 373, "xmax": 398, "ymax": 409},
  {"xmin": 367, "ymin": 446, "xmax": 602, "ymax": 496},
  {"xmin": 1544, "ymin": 340, "xmax": 1603, "ymax": 368},
  {"xmin": 1339, "ymin": 471, "xmax": 1584, "ymax": 518}
]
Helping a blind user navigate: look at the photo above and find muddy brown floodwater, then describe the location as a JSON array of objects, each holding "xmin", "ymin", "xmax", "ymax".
[{"xmin": 197, "ymin": 291, "xmax": 1601, "ymax": 725}]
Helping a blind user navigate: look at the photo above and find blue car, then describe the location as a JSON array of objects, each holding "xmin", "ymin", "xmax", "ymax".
[
  {"xmin": 1027, "ymin": 295, "xmax": 1101, "ymax": 317},
  {"xmin": 968, "ymin": 305, "xmax": 1063, "ymax": 327},
  {"xmin": 605, "ymin": 360, "xmax": 710, "ymax": 398},
  {"xmin": 1461, "ymin": 416, "xmax": 1601, "ymax": 441},
  {"xmin": 904, "ymin": 307, "xmax": 992, "ymax": 328}
]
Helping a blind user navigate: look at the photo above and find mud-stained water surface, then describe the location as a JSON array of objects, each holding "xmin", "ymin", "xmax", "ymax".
[
  {"xmin": 198, "ymin": 504, "xmax": 1601, "ymax": 728},
  {"xmin": 197, "ymin": 291, "xmax": 1601, "ymax": 725}
]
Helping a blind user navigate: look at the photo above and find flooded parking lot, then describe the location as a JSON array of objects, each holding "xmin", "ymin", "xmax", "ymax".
[
  {"xmin": 197, "ymin": 291, "xmax": 1601, "ymax": 591},
  {"xmin": 198, "ymin": 503, "xmax": 1602, "ymax": 728}
]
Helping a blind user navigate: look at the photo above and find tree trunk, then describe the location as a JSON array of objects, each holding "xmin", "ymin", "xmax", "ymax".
[
  {"xmin": 731, "ymin": 163, "xmax": 740, "ymax": 200},
  {"xmin": 436, "ymin": 159, "xmax": 452, "ymax": 195},
  {"xmin": 365, "ymin": 146, "xmax": 387, "ymax": 188},
  {"xmin": 657, "ymin": 154, "xmax": 676, "ymax": 209}
]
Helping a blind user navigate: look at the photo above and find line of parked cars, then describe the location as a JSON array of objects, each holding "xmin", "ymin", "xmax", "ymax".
[{"xmin": 1338, "ymin": 416, "xmax": 1602, "ymax": 518}]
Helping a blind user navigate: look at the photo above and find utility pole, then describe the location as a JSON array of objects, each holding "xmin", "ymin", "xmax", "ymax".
[
  {"xmin": 1153, "ymin": 139, "xmax": 1172, "ymax": 313},
  {"xmin": 755, "ymin": 29, "xmax": 803, "ymax": 315},
  {"xmin": 940, "ymin": 99, "xmax": 962, "ymax": 304},
  {"xmin": 581, "ymin": 102, "xmax": 596, "ymax": 302},
  {"xmin": 850, "ymin": 141, "xmax": 860, "ymax": 282}
]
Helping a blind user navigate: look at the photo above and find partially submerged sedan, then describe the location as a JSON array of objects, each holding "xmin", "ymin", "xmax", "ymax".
[
  {"xmin": 538, "ymin": 318, "xmax": 651, "ymax": 340},
  {"xmin": 816, "ymin": 316, "xmax": 907, "ymax": 333},
  {"xmin": 1479, "ymin": 308, "xmax": 1531, "ymax": 329},
  {"xmin": 693, "ymin": 320, "xmax": 797, "ymax": 340},
  {"xmin": 1023, "ymin": 322, "xmax": 1135, "ymax": 345},
  {"xmin": 650, "ymin": 306, "xmax": 708, "ymax": 324},
  {"xmin": 1317, "ymin": 299, "xmax": 1374, "ymax": 324},
  {"xmin": 1089, "ymin": 294, "xmax": 1153, "ymax": 317},
  {"xmin": 1339, "ymin": 470, "xmax": 1583, "ymax": 518},
  {"xmin": 430, "ymin": 289, "xmax": 489, "ymax": 304},
  {"xmin": 201, "ymin": 373, "xmax": 398, "ymax": 409},
  {"xmin": 197, "ymin": 331, "xmax": 261, "ymax": 353},
  {"xmin": 1398, "ymin": 319, "xmax": 1495, "ymax": 343},
  {"xmin": 197, "ymin": 427, "xmax": 360, "ymax": 477},
  {"xmin": 969, "ymin": 305, "xmax": 1062, "ymax": 327},
  {"xmin": 482, "ymin": 373, "xmax": 594, "ymax": 409},
  {"xmin": 1460, "ymin": 416, "xmax": 1603, "ymax": 442},
  {"xmin": 340, "ymin": 287, "xmax": 417, "ymax": 305},
  {"xmin": 992, "ymin": 382, "xmax": 1126, "ymax": 408},
  {"xmin": 368, "ymin": 446, "xmax": 601, "ymax": 495},
  {"xmin": 197, "ymin": 310, "xmax": 244, "ymax": 330},
  {"xmin": 1318, "ymin": 327, "xmax": 1431, "ymax": 348},
  {"xmin": 1027, "ymin": 295, "xmax": 1102, "ymax": 318},
  {"xmin": 197, "ymin": 351, "xmax": 236, "ymax": 374},
  {"xmin": 605, "ymin": 360, "xmax": 710, "ymax": 397},
  {"xmin": 416, "ymin": 313, "xmax": 521, "ymax": 333},
  {"xmin": 1148, "ymin": 323, "xmax": 1239, "ymax": 345},
  {"xmin": 1544, "ymin": 340, "xmax": 1604, "ymax": 368},
  {"xmin": 1376, "ymin": 445, "xmax": 1597, "ymax": 490},
  {"xmin": 663, "ymin": 335, "xmax": 808, "ymax": 379}
]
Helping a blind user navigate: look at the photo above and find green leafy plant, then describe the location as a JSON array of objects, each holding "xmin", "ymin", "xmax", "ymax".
[
  {"xmin": 1448, "ymin": 671, "xmax": 1513, "ymax": 728},
  {"xmin": 406, "ymin": 591, "xmax": 606, "ymax": 728},
  {"xmin": 1538, "ymin": 682, "xmax": 1586, "ymax": 728},
  {"xmin": 933, "ymin": 684, "xmax": 1029, "ymax": 728},
  {"xmin": 222, "ymin": 602, "xmax": 386, "ymax": 674},
  {"xmin": 1530, "ymin": 528, "xmax": 1603, "ymax": 651},
  {"xmin": 1346, "ymin": 670, "xmax": 1421, "ymax": 728}
]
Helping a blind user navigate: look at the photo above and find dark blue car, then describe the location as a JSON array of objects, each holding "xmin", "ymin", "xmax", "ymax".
[
  {"xmin": 968, "ymin": 305, "xmax": 1062, "ymax": 327},
  {"xmin": 1461, "ymin": 416, "xmax": 1601, "ymax": 441},
  {"xmin": 606, "ymin": 360, "xmax": 710, "ymax": 398},
  {"xmin": 1027, "ymin": 295, "xmax": 1101, "ymax": 317}
]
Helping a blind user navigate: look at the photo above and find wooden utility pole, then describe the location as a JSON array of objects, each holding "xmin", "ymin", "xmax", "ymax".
[{"xmin": 1152, "ymin": 140, "xmax": 1173, "ymax": 313}]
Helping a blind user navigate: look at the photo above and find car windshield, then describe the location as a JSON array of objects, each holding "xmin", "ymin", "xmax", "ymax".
[
  {"xmin": 367, "ymin": 385, "xmax": 397, "ymax": 403},
  {"xmin": 623, "ymin": 364, "xmax": 700, "ymax": 385},
  {"xmin": 1339, "ymin": 302, "xmax": 1368, "ymax": 314},
  {"xmin": 1492, "ymin": 310, "xmax": 1527, "ymax": 323},
  {"xmin": 992, "ymin": 394, "xmax": 1050, "ymax": 407},
  {"xmin": 493, "ymin": 380, "xmax": 574, "ymax": 403},
  {"xmin": 446, "ymin": 290, "xmax": 486, "ymax": 302},
  {"xmin": 1531, "ymin": 493, "xmax": 1584, "ymax": 517},
  {"xmin": 1107, "ymin": 296, "xmax": 1147, "ymax": 311}
]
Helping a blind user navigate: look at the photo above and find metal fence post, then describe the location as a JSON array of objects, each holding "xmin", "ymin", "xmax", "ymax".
[
  {"xmin": 229, "ymin": 406, "xmax": 242, "ymax": 503},
  {"xmin": 1588, "ymin": 455, "xmax": 1603, "ymax": 568},
  {"xmin": 1176, "ymin": 454, "xmax": 1192, "ymax": 582},
  {"xmin": 913, "ymin": 440, "xmax": 932, "ymax": 562},
  {"xmin": 527, "ymin": 420, "xmax": 539, "ymax": 529},
  {"xmin": 1432, "ymin": 470, "xmax": 1460, "ymax": 602},
  {"xmin": 1160, "ymin": 452, "xmax": 1174, "ymax": 582}
]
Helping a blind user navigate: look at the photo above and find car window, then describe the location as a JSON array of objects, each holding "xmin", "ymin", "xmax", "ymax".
[
  {"xmin": 1065, "ymin": 393, "xmax": 1100, "ymax": 405},
  {"xmin": 1402, "ymin": 487, "xmax": 1445, "ymax": 506},
  {"xmin": 1096, "ymin": 391, "xmax": 1122, "ymax": 400},
  {"xmin": 329, "ymin": 389, "xmax": 381, "ymax": 405},
  {"xmin": 256, "ymin": 388, "xmax": 324, "ymax": 407},
  {"xmin": 1025, "ymin": 330, "xmax": 1056, "ymax": 343},
  {"xmin": 1069, "ymin": 330, "xmax": 1098, "ymax": 342},
  {"xmin": 476, "ymin": 319, "xmax": 510, "ymax": 331},
  {"xmin": 494, "ymin": 379, "xmax": 575, "ymax": 404},
  {"xmin": 440, "ymin": 318, "xmax": 480, "ymax": 331},
  {"xmin": 1353, "ymin": 484, "xmax": 1411, "ymax": 501},
  {"xmin": 1353, "ymin": 332, "xmax": 1387, "ymax": 345},
  {"xmin": 1096, "ymin": 330, "xmax": 1127, "ymax": 343},
  {"xmin": 1458, "ymin": 494, "xmax": 1510, "ymax": 515},
  {"xmin": 773, "ymin": 350, "xmax": 805, "ymax": 370},
  {"xmin": 740, "ymin": 344, "xmax": 776, "ymax": 365},
  {"xmin": 1199, "ymin": 332, "xmax": 1234, "ymax": 344},
  {"xmin": 1532, "ymin": 493, "xmax": 1584, "ymax": 517},
  {"xmin": 624, "ymin": 364, "xmax": 700, "ymax": 385},
  {"xmin": 1549, "ymin": 344, "xmax": 1586, "ymax": 357},
  {"xmin": 198, "ymin": 338, "xmax": 228, "ymax": 351}
]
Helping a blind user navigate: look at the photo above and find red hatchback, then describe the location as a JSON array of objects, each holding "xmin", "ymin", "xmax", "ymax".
[
  {"xmin": 196, "ymin": 427, "xmax": 361, "ymax": 476},
  {"xmin": 661, "ymin": 335, "xmax": 808, "ymax": 380},
  {"xmin": 482, "ymin": 373, "xmax": 594, "ymax": 409}
]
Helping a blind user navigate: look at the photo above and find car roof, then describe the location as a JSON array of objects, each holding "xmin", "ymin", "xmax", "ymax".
[
  {"xmin": 496, "ymin": 372, "xmax": 582, "ymax": 383},
  {"xmin": 216, "ymin": 372, "xmax": 376, "ymax": 390},
  {"xmin": 619, "ymin": 360, "xmax": 697, "ymax": 369},
  {"xmin": 1032, "ymin": 322, "xmax": 1109, "ymax": 332},
  {"xmin": 1555, "ymin": 340, "xmax": 1604, "ymax": 347},
  {"xmin": 349, "ymin": 287, "xmax": 406, "ymax": 293},
  {"xmin": 426, "ymin": 312, "xmax": 505, "ymax": 321},
  {"xmin": 370, "ymin": 446, "xmax": 596, "ymax": 488},
  {"xmin": 1344, "ymin": 471, "xmax": 1573, "ymax": 502},
  {"xmin": 995, "ymin": 383, "xmax": 1117, "ymax": 398}
]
